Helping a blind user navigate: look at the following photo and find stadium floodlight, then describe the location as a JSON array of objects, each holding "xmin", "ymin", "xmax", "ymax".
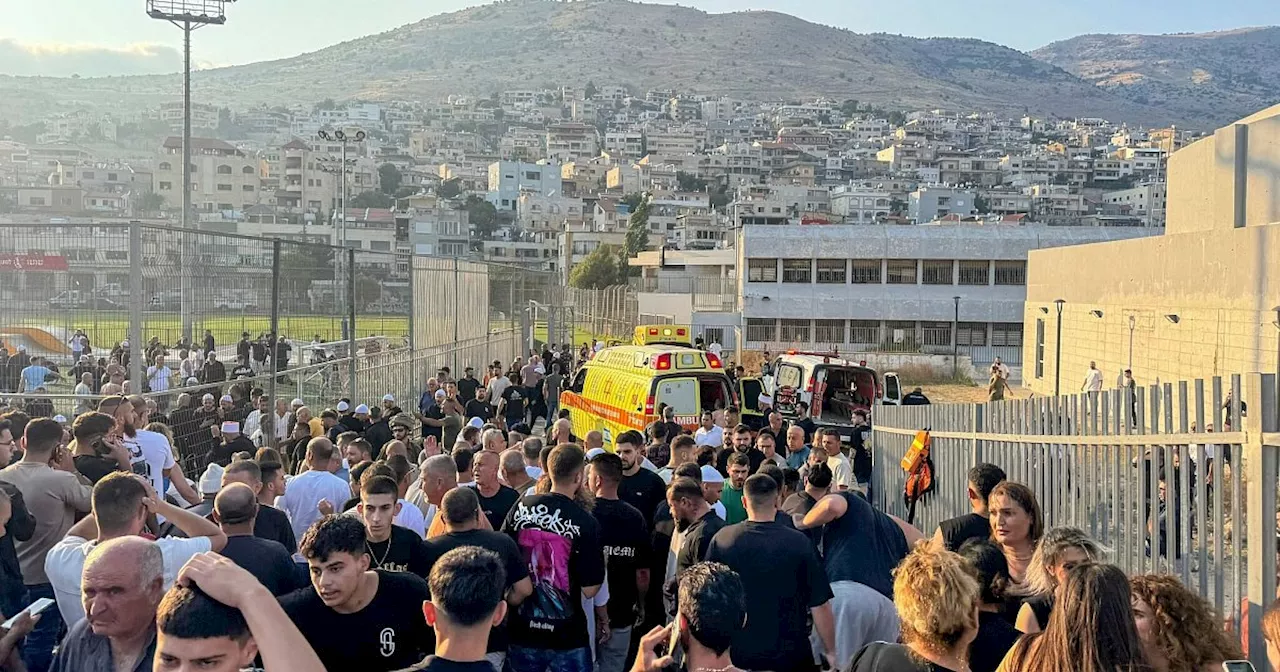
[{"xmin": 147, "ymin": 0, "xmax": 236, "ymax": 342}]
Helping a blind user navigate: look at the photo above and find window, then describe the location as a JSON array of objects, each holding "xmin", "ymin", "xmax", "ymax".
[
  {"xmin": 370, "ymin": 241, "xmax": 392, "ymax": 251},
  {"xmin": 994, "ymin": 261, "xmax": 1026, "ymax": 286},
  {"xmin": 779, "ymin": 319, "xmax": 811, "ymax": 342},
  {"xmin": 782, "ymin": 259, "xmax": 812, "ymax": 283},
  {"xmin": 242, "ymin": 166, "xmax": 255, "ymax": 174},
  {"xmin": 82, "ymin": 171, "xmax": 94, "ymax": 179},
  {"xmin": 525, "ymin": 171, "xmax": 540, "ymax": 181},
  {"xmin": 158, "ymin": 162, "xmax": 172, "ymax": 171},
  {"xmin": 851, "ymin": 259, "xmax": 881, "ymax": 284},
  {"xmin": 104, "ymin": 250, "xmax": 128, "ymax": 261},
  {"xmin": 992, "ymin": 323, "xmax": 1023, "ymax": 347},
  {"xmin": 816, "ymin": 259, "xmax": 846, "ymax": 284},
  {"xmin": 850, "ymin": 320, "xmax": 879, "ymax": 344},
  {"xmin": 158, "ymin": 182, "xmax": 172, "ymax": 191},
  {"xmin": 107, "ymin": 173, "xmax": 118, "ymax": 181},
  {"xmin": 703, "ymin": 327, "xmax": 725, "ymax": 346},
  {"xmin": 1035, "ymin": 319, "xmax": 1045, "ymax": 379},
  {"xmin": 242, "ymin": 185, "xmax": 254, "ymax": 192},
  {"xmin": 216, "ymin": 165, "xmax": 232, "ymax": 174},
  {"xmin": 922, "ymin": 260, "xmax": 954, "ymax": 285},
  {"xmin": 217, "ymin": 184, "xmax": 232, "ymax": 191},
  {"xmin": 886, "ymin": 321, "xmax": 916, "ymax": 346},
  {"xmin": 28, "ymin": 196, "xmax": 46, "ymax": 206},
  {"xmin": 957, "ymin": 322, "xmax": 987, "ymax": 346},
  {"xmin": 745, "ymin": 318, "xmax": 776, "ymax": 342},
  {"xmin": 886, "ymin": 259, "xmax": 917, "ymax": 285},
  {"xmin": 922, "ymin": 322, "xmax": 952, "ymax": 347},
  {"xmin": 958, "ymin": 260, "xmax": 989, "ymax": 286},
  {"xmin": 440, "ymin": 242, "xmax": 467, "ymax": 256},
  {"xmin": 747, "ymin": 258, "xmax": 778, "ymax": 282},
  {"xmin": 218, "ymin": 203, "xmax": 233, "ymax": 211},
  {"xmin": 814, "ymin": 319, "xmax": 845, "ymax": 343}
]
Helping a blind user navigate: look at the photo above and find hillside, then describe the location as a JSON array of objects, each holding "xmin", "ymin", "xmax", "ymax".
[
  {"xmin": 1032, "ymin": 27, "xmax": 1280, "ymax": 127},
  {"xmin": 1, "ymin": 0, "xmax": 1186, "ymax": 126}
]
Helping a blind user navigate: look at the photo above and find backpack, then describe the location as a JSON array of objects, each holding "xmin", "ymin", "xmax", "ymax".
[{"xmin": 901, "ymin": 429, "xmax": 935, "ymax": 525}]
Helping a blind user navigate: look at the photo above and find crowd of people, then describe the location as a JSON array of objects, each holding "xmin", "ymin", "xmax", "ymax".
[{"xmin": 0, "ymin": 343, "xmax": 1278, "ymax": 672}]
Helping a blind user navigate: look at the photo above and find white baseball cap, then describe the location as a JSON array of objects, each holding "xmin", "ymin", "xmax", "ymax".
[
  {"xmin": 700, "ymin": 465, "xmax": 725, "ymax": 484},
  {"xmin": 336, "ymin": 400, "xmax": 350, "ymax": 412},
  {"xmin": 221, "ymin": 421, "xmax": 240, "ymax": 434},
  {"xmin": 354, "ymin": 404, "xmax": 370, "ymax": 415},
  {"xmin": 202, "ymin": 393, "xmax": 215, "ymax": 403},
  {"xmin": 291, "ymin": 398, "xmax": 304, "ymax": 408},
  {"xmin": 434, "ymin": 389, "xmax": 446, "ymax": 399},
  {"xmin": 586, "ymin": 447, "xmax": 607, "ymax": 460},
  {"xmin": 219, "ymin": 394, "xmax": 233, "ymax": 403},
  {"xmin": 382, "ymin": 394, "xmax": 395, "ymax": 403},
  {"xmin": 52, "ymin": 415, "xmax": 67, "ymax": 424},
  {"xmin": 467, "ymin": 417, "xmax": 484, "ymax": 429}
]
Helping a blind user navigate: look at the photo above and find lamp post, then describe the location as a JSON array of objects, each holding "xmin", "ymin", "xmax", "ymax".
[
  {"xmin": 1128, "ymin": 314, "xmax": 1136, "ymax": 371},
  {"xmin": 147, "ymin": 0, "xmax": 235, "ymax": 344},
  {"xmin": 1053, "ymin": 298, "xmax": 1066, "ymax": 396},
  {"xmin": 317, "ymin": 128, "xmax": 366, "ymax": 314},
  {"xmin": 952, "ymin": 295, "xmax": 961, "ymax": 379}
]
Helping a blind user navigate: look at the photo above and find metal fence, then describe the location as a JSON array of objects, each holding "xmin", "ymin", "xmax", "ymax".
[{"xmin": 870, "ymin": 372, "xmax": 1280, "ymax": 666}]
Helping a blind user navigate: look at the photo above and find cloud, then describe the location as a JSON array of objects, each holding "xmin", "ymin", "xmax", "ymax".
[{"xmin": 0, "ymin": 39, "xmax": 183, "ymax": 77}]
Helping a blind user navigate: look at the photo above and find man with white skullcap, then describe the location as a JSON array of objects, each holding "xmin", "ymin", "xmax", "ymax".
[{"xmin": 210, "ymin": 421, "xmax": 254, "ymax": 468}]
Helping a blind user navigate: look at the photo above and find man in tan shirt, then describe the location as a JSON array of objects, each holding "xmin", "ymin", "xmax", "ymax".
[{"xmin": 0, "ymin": 418, "xmax": 92, "ymax": 672}]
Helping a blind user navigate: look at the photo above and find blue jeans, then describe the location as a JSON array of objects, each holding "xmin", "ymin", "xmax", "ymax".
[
  {"xmin": 23, "ymin": 583, "xmax": 61, "ymax": 672},
  {"xmin": 508, "ymin": 645, "xmax": 593, "ymax": 672}
]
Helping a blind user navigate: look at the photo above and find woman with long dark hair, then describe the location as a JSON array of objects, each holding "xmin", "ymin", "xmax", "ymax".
[
  {"xmin": 987, "ymin": 482, "xmax": 1043, "ymax": 596},
  {"xmin": 997, "ymin": 563, "xmax": 1149, "ymax": 672},
  {"xmin": 957, "ymin": 539, "xmax": 1021, "ymax": 672}
]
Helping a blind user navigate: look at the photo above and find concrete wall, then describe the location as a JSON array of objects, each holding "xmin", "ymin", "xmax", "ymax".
[
  {"xmin": 1022, "ymin": 222, "xmax": 1280, "ymax": 394},
  {"xmin": 1166, "ymin": 103, "xmax": 1280, "ymax": 235}
]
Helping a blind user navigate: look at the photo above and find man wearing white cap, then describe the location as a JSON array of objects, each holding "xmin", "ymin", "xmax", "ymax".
[
  {"xmin": 381, "ymin": 394, "xmax": 402, "ymax": 417},
  {"xmin": 699, "ymin": 464, "xmax": 728, "ymax": 520},
  {"xmin": 210, "ymin": 421, "xmax": 254, "ymax": 468}
]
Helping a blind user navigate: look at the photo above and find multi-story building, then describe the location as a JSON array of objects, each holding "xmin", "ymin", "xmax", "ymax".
[
  {"xmin": 644, "ymin": 128, "xmax": 700, "ymax": 157},
  {"xmin": 1102, "ymin": 181, "xmax": 1166, "ymax": 227},
  {"xmin": 397, "ymin": 195, "xmax": 471, "ymax": 258},
  {"xmin": 154, "ymin": 137, "xmax": 262, "ymax": 214},
  {"xmin": 830, "ymin": 184, "xmax": 893, "ymax": 224},
  {"xmin": 487, "ymin": 160, "xmax": 562, "ymax": 212},
  {"xmin": 50, "ymin": 162, "xmax": 153, "ymax": 216},
  {"xmin": 159, "ymin": 101, "xmax": 218, "ymax": 133},
  {"xmin": 546, "ymin": 123, "xmax": 599, "ymax": 163},
  {"xmin": 908, "ymin": 186, "xmax": 979, "ymax": 223},
  {"xmin": 603, "ymin": 131, "xmax": 645, "ymax": 158}
]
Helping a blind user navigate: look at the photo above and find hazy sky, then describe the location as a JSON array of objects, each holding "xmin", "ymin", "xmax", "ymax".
[{"xmin": 3, "ymin": 0, "xmax": 1279, "ymax": 76}]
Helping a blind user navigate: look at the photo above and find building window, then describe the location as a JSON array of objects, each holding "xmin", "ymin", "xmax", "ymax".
[
  {"xmin": 242, "ymin": 185, "xmax": 254, "ymax": 192},
  {"xmin": 958, "ymin": 260, "xmax": 989, "ymax": 286},
  {"xmin": 814, "ymin": 319, "xmax": 845, "ymax": 343},
  {"xmin": 747, "ymin": 258, "xmax": 778, "ymax": 282},
  {"xmin": 992, "ymin": 323, "xmax": 1023, "ymax": 347},
  {"xmin": 886, "ymin": 321, "xmax": 916, "ymax": 346},
  {"xmin": 703, "ymin": 327, "xmax": 725, "ymax": 346},
  {"xmin": 243, "ymin": 166, "xmax": 255, "ymax": 174},
  {"xmin": 158, "ymin": 162, "xmax": 172, "ymax": 171},
  {"xmin": 218, "ymin": 203, "xmax": 233, "ymax": 210},
  {"xmin": 779, "ymin": 319, "xmax": 811, "ymax": 342},
  {"xmin": 781, "ymin": 259, "xmax": 812, "ymax": 283},
  {"xmin": 217, "ymin": 184, "xmax": 232, "ymax": 191},
  {"xmin": 28, "ymin": 197, "xmax": 46, "ymax": 206},
  {"xmin": 851, "ymin": 259, "xmax": 881, "ymax": 284},
  {"xmin": 815, "ymin": 259, "xmax": 846, "ymax": 284},
  {"xmin": 922, "ymin": 322, "xmax": 952, "ymax": 347},
  {"xmin": 922, "ymin": 260, "xmax": 954, "ymax": 285},
  {"xmin": 849, "ymin": 320, "xmax": 879, "ymax": 344},
  {"xmin": 370, "ymin": 241, "xmax": 392, "ymax": 251},
  {"xmin": 957, "ymin": 322, "xmax": 988, "ymax": 346},
  {"xmin": 107, "ymin": 173, "xmax": 118, "ymax": 181},
  {"xmin": 217, "ymin": 165, "xmax": 232, "ymax": 174},
  {"xmin": 1035, "ymin": 319, "xmax": 1045, "ymax": 379},
  {"xmin": 158, "ymin": 182, "xmax": 172, "ymax": 191},
  {"xmin": 994, "ymin": 261, "xmax": 1026, "ymax": 285},
  {"xmin": 746, "ymin": 318, "xmax": 777, "ymax": 342},
  {"xmin": 886, "ymin": 259, "xmax": 917, "ymax": 285}
]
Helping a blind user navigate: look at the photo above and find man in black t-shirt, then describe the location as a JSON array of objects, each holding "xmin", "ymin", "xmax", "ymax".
[
  {"xmin": 468, "ymin": 451, "xmax": 519, "ymax": 530},
  {"xmin": 586, "ymin": 453, "xmax": 649, "ymax": 672},
  {"xmin": 456, "ymin": 367, "xmax": 482, "ymax": 406},
  {"xmin": 497, "ymin": 385, "xmax": 526, "ymax": 429},
  {"xmin": 423, "ymin": 488, "xmax": 533, "ymax": 671},
  {"xmin": 360, "ymin": 476, "xmax": 433, "ymax": 576},
  {"xmin": 615, "ymin": 431, "xmax": 666, "ymax": 530},
  {"xmin": 282, "ymin": 515, "xmax": 433, "ymax": 672},
  {"xmin": 707, "ymin": 475, "xmax": 836, "ymax": 672},
  {"xmin": 220, "ymin": 459, "xmax": 297, "ymax": 554},
  {"xmin": 212, "ymin": 483, "xmax": 305, "ymax": 595},
  {"xmin": 933, "ymin": 462, "xmax": 1006, "ymax": 551},
  {"xmin": 501, "ymin": 444, "xmax": 604, "ymax": 672},
  {"xmin": 464, "ymin": 388, "xmax": 494, "ymax": 425},
  {"xmin": 715, "ymin": 425, "xmax": 764, "ymax": 477},
  {"xmin": 392, "ymin": 545, "xmax": 513, "ymax": 672},
  {"xmin": 666, "ymin": 476, "xmax": 725, "ymax": 617}
]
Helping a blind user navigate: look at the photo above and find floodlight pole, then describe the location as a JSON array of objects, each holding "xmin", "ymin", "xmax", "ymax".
[{"xmin": 181, "ymin": 20, "xmax": 193, "ymax": 344}]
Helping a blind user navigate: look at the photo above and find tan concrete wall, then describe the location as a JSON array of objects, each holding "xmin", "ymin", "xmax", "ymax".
[
  {"xmin": 1165, "ymin": 134, "xmax": 1218, "ymax": 235},
  {"xmin": 1166, "ymin": 106, "xmax": 1280, "ymax": 235},
  {"xmin": 1021, "ymin": 223, "xmax": 1280, "ymax": 395}
]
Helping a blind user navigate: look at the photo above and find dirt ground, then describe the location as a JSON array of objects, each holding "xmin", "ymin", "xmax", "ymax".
[{"xmin": 915, "ymin": 383, "xmax": 1032, "ymax": 404}]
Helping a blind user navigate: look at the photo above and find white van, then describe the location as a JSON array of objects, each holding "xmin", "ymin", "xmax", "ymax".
[{"xmin": 764, "ymin": 352, "xmax": 901, "ymax": 430}]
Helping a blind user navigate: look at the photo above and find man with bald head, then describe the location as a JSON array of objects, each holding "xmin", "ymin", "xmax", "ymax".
[
  {"xmin": 276, "ymin": 437, "xmax": 350, "ymax": 542},
  {"xmin": 501, "ymin": 449, "xmax": 536, "ymax": 495},
  {"xmin": 213, "ymin": 482, "xmax": 302, "ymax": 596},
  {"xmin": 219, "ymin": 460, "xmax": 296, "ymax": 554},
  {"xmin": 50, "ymin": 537, "xmax": 163, "ymax": 672},
  {"xmin": 548, "ymin": 418, "xmax": 575, "ymax": 446}
]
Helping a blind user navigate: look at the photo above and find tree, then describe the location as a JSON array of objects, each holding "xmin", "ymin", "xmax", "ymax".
[
  {"xmin": 438, "ymin": 178, "xmax": 462, "ymax": 199},
  {"xmin": 139, "ymin": 192, "xmax": 166, "ymax": 214},
  {"xmin": 974, "ymin": 195, "xmax": 991, "ymax": 214},
  {"xmin": 676, "ymin": 171, "xmax": 708, "ymax": 193},
  {"xmin": 620, "ymin": 192, "xmax": 645, "ymax": 211},
  {"xmin": 378, "ymin": 163, "xmax": 402, "ymax": 195},
  {"xmin": 840, "ymin": 99, "xmax": 860, "ymax": 116},
  {"xmin": 355, "ymin": 276, "xmax": 382, "ymax": 306},
  {"xmin": 584, "ymin": 81, "xmax": 599, "ymax": 99},
  {"xmin": 887, "ymin": 110, "xmax": 907, "ymax": 127},
  {"xmin": 350, "ymin": 191, "xmax": 394, "ymax": 208},
  {"xmin": 569, "ymin": 245, "xmax": 623, "ymax": 289},
  {"xmin": 889, "ymin": 197, "xmax": 908, "ymax": 215},
  {"xmin": 623, "ymin": 198, "xmax": 651, "ymax": 270},
  {"xmin": 465, "ymin": 195, "xmax": 500, "ymax": 240}
]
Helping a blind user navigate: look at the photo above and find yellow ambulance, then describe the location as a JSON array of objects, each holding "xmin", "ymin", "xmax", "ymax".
[{"xmin": 559, "ymin": 343, "xmax": 736, "ymax": 449}]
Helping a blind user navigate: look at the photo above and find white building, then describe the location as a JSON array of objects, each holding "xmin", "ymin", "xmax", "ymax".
[
  {"xmin": 486, "ymin": 160, "xmax": 562, "ymax": 212},
  {"xmin": 830, "ymin": 184, "xmax": 893, "ymax": 224},
  {"xmin": 1103, "ymin": 181, "xmax": 1167, "ymax": 227},
  {"xmin": 908, "ymin": 186, "xmax": 978, "ymax": 223}
]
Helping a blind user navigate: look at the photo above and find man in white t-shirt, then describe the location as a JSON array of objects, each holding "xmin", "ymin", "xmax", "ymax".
[
  {"xmin": 817, "ymin": 428, "xmax": 854, "ymax": 492},
  {"xmin": 694, "ymin": 411, "xmax": 724, "ymax": 448},
  {"xmin": 100, "ymin": 396, "xmax": 200, "ymax": 508},
  {"xmin": 44, "ymin": 472, "xmax": 226, "ymax": 628},
  {"xmin": 276, "ymin": 438, "xmax": 351, "ymax": 542},
  {"xmin": 147, "ymin": 353, "xmax": 172, "ymax": 394}
]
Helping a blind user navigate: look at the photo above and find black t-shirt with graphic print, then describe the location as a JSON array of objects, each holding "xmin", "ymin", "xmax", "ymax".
[
  {"xmin": 501, "ymin": 492, "xmax": 606, "ymax": 651},
  {"xmin": 281, "ymin": 569, "xmax": 433, "ymax": 672},
  {"xmin": 365, "ymin": 525, "xmax": 433, "ymax": 577}
]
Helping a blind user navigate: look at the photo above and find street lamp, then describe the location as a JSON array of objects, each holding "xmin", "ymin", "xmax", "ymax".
[
  {"xmin": 147, "ymin": 0, "xmax": 236, "ymax": 344},
  {"xmin": 317, "ymin": 128, "xmax": 366, "ymax": 313},
  {"xmin": 1053, "ymin": 298, "xmax": 1065, "ymax": 396},
  {"xmin": 952, "ymin": 295, "xmax": 961, "ymax": 379},
  {"xmin": 1128, "ymin": 314, "xmax": 1136, "ymax": 371}
]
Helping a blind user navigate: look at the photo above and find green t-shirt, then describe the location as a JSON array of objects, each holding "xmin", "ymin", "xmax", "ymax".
[{"xmin": 721, "ymin": 482, "xmax": 747, "ymax": 525}]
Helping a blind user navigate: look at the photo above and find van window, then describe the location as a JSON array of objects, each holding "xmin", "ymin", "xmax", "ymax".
[
  {"xmin": 570, "ymin": 368, "xmax": 589, "ymax": 394},
  {"xmin": 655, "ymin": 377, "xmax": 698, "ymax": 416},
  {"xmin": 775, "ymin": 364, "xmax": 803, "ymax": 390},
  {"xmin": 740, "ymin": 378, "xmax": 763, "ymax": 413},
  {"xmin": 698, "ymin": 377, "xmax": 730, "ymax": 414}
]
